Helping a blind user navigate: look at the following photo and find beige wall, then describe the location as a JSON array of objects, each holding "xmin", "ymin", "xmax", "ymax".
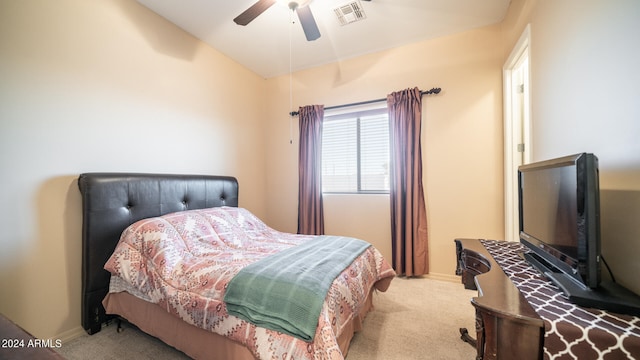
[
  {"xmin": 501, "ymin": 0, "xmax": 640, "ymax": 294},
  {"xmin": 264, "ymin": 26, "xmax": 506, "ymax": 279},
  {"xmin": 0, "ymin": 0, "xmax": 267, "ymax": 340}
]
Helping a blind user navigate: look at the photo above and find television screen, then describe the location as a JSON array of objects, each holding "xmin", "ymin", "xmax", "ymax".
[{"xmin": 521, "ymin": 164, "xmax": 579, "ymax": 265}]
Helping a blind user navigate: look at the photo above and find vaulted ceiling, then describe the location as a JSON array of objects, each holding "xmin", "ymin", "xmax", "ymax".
[{"xmin": 137, "ymin": 0, "xmax": 512, "ymax": 78}]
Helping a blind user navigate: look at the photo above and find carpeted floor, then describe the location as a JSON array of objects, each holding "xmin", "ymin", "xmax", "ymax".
[
  {"xmin": 57, "ymin": 277, "xmax": 477, "ymax": 359},
  {"xmin": 346, "ymin": 277, "xmax": 477, "ymax": 360}
]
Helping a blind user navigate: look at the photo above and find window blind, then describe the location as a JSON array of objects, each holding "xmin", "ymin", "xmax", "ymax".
[{"xmin": 322, "ymin": 108, "xmax": 389, "ymax": 193}]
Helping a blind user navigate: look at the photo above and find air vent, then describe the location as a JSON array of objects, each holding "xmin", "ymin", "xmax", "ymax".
[{"xmin": 334, "ymin": 1, "xmax": 367, "ymax": 25}]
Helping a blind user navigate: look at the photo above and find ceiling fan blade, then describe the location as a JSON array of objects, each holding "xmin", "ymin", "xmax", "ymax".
[
  {"xmin": 296, "ymin": 5, "xmax": 321, "ymax": 41},
  {"xmin": 233, "ymin": 0, "xmax": 277, "ymax": 26}
]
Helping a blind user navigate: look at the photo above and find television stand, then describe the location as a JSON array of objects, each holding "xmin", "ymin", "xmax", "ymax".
[
  {"xmin": 519, "ymin": 250, "xmax": 640, "ymax": 316},
  {"xmin": 547, "ymin": 274, "xmax": 640, "ymax": 316}
]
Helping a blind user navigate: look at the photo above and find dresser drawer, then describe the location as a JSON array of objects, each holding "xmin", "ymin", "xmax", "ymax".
[
  {"xmin": 462, "ymin": 252, "xmax": 491, "ymax": 274},
  {"xmin": 455, "ymin": 239, "xmax": 492, "ymax": 290}
]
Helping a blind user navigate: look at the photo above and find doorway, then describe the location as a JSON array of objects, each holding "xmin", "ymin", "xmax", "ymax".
[{"xmin": 503, "ymin": 25, "xmax": 531, "ymax": 242}]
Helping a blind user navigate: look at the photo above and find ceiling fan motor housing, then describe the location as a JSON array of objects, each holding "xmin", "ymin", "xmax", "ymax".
[{"xmin": 286, "ymin": 0, "xmax": 312, "ymax": 10}]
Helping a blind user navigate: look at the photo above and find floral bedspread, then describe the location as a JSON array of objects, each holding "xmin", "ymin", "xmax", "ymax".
[{"xmin": 104, "ymin": 206, "xmax": 395, "ymax": 360}]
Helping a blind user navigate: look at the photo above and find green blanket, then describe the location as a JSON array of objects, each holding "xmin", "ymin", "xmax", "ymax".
[{"xmin": 223, "ymin": 236, "xmax": 371, "ymax": 342}]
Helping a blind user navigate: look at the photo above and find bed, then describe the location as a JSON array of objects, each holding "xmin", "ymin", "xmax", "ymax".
[{"xmin": 78, "ymin": 172, "xmax": 395, "ymax": 359}]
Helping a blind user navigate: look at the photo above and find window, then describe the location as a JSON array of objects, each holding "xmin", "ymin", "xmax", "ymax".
[{"xmin": 322, "ymin": 107, "xmax": 389, "ymax": 193}]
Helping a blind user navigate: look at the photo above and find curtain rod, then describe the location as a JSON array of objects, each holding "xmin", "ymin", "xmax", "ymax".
[{"xmin": 288, "ymin": 87, "xmax": 441, "ymax": 117}]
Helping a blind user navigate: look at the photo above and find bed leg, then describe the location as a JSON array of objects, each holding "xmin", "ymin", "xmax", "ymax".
[{"xmin": 116, "ymin": 318, "xmax": 124, "ymax": 333}]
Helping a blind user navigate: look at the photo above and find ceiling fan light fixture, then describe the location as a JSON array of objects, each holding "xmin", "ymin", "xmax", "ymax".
[{"xmin": 277, "ymin": 0, "xmax": 312, "ymax": 10}]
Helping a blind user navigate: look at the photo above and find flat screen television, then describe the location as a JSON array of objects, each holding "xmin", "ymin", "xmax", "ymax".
[
  {"xmin": 518, "ymin": 153, "xmax": 640, "ymax": 315},
  {"xmin": 518, "ymin": 153, "xmax": 601, "ymax": 289}
]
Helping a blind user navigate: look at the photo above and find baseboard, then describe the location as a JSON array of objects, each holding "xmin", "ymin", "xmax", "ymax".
[
  {"xmin": 56, "ymin": 326, "xmax": 86, "ymax": 344},
  {"xmin": 424, "ymin": 272, "xmax": 460, "ymax": 283}
]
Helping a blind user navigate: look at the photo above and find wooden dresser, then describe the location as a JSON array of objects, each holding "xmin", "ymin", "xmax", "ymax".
[
  {"xmin": 455, "ymin": 238, "xmax": 640, "ymax": 360},
  {"xmin": 455, "ymin": 238, "xmax": 544, "ymax": 360}
]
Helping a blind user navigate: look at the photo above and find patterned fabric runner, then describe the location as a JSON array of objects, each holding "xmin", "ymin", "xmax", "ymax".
[{"xmin": 480, "ymin": 239, "xmax": 640, "ymax": 360}]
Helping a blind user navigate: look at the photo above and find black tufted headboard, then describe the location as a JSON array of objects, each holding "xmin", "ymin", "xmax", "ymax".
[{"xmin": 77, "ymin": 173, "xmax": 239, "ymax": 334}]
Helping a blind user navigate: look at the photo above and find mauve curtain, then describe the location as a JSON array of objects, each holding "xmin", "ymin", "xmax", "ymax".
[
  {"xmin": 387, "ymin": 87, "xmax": 429, "ymax": 276},
  {"xmin": 297, "ymin": 104, "xmax": 325, "ymax": 235}
]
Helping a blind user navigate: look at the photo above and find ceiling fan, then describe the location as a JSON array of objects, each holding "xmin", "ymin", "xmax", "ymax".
[{"xmin": 234, "ymin": 0, "xmax": 321, "ymax": 41}]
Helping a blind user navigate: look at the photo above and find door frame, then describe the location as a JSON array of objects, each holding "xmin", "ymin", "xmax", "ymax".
[{"xmin": 503, "ymin": 24, "xmax": 532, "ymax": 242}]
